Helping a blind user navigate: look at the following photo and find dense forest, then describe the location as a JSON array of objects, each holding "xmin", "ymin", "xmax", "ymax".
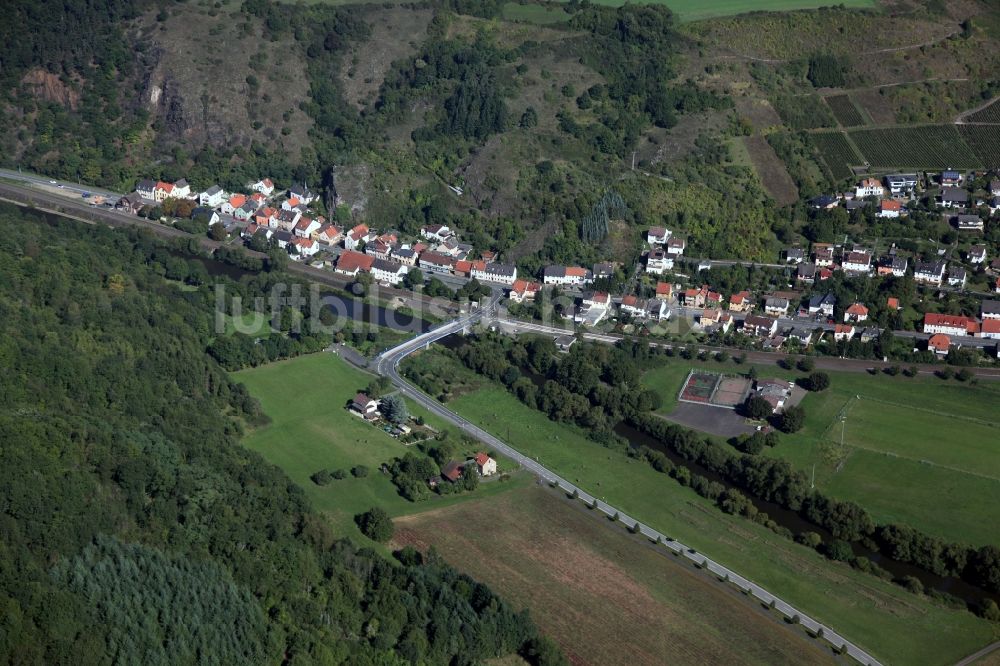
[{"xmin": 0, "ymin": 204, "xmax": 561, "ymax": 664}]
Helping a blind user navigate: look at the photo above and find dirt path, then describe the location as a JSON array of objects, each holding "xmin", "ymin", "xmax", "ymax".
[
  {"xmin": 717, "ymin": 29, "xmax": 960, "ymax": 65},
  {"xmin": 956, "ymin": 94, "xmax": 1000, "ymax": 124}
]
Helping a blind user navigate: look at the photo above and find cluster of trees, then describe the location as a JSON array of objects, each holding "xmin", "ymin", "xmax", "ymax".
[
  {"xmin": 0, "ymin": 207, "xmax": 560, "ymax": 664},
  {"xmin": 453, "ymin": 334, "xmax": 662, "ymax": 434},
  {"xmin": 355, "ymin": 507, "xmax": 394, "ymax": 543}
]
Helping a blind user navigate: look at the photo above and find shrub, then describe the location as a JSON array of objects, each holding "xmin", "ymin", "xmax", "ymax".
[
  {"xmin": 805, "ymin": 371, "xmax": 830, "ymax": 392},
  {"xmin": 355, "ymin": 507, "xmax": 394, "ymax": 543},
  {"xmin": 331, "ymin": 468, "xmax": 348, "ymax": 480},
  {"xmin": 351, "ymin": 465, "xmax": 369, "ymax": 478},
  {"xmin": 778, "ymin": 405, "xmax": 805, "ymax": 433},
  {"xmin": 310, "ymin": 469, "xmax": 332, "ymax": 486}
]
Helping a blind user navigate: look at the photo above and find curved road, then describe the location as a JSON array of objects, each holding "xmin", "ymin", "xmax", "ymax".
[{"xmin": 373, "ymin": 305, "xmax": 884, "ymax": 666}]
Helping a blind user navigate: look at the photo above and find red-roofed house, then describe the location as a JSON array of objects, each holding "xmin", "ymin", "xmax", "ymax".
[
  {"xmin": 316, "ymin": 224, "xmax": 342, "ymax": 246},
  {"xmin": 844, "ymin": 303, "xmax": 869, "ymax": 323},
  {"xmin": 928, "ymin": 334, "xmax": 951, "ymax": 355},
  {"xmin": 655, "ymin": 282, "xmax": 672, "ymax": 301},
  {"xmin": 222, "ymin": 193, "xmax": 247, "ymax": 216},
  {"xmin": 619, "ymin": 294, "xmax": 645, "ymax": 318},
  {"xmin": 879, "ymin": 199, "xmax": 903, "ymax": 218},
  {"xmin": 336, "ymin": 250, "xmax": 375, "ymax": 277},
  {"xmin": 290, "ymin": 237, "xmax": 319, "ymax": 258},
  {"xmin": 251, "ymin": 178, "xmax": 275, "ymax": 196},
  {"xmin": 344, "ymin": 224, "xmax": 373, "ymax": 251},
  {"xmin": 887, "ymin": 297, "xmax": 900, "ymax": 310},
  {"xmin": 923, "ymin": 313, "xmax": 979, "ymax": 337},
  {"xmin": 833, "ymin": 324, "xmax": 855, "ymax": 342},
  {"xmin": 980, "ymin": 319, "xmax": 1000, "ymax": 340},
  {"xmin": 728, "ymin": 290, "xmax": 753, "ymax": 313},
  {"xmin": 509, "ymin": 279, "xmax": 540, "ymax": 303},
  {"xmin": 153, "ymin": 181, "xmax": 174, "ymax": 202},
  {"xmin": 473, "ymin": 452, "xmax": 497, "ymax": 476}
]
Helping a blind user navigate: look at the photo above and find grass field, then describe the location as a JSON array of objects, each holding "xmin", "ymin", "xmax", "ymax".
[
  {"xmin": 233, "ymin": 354, "xmax": 529, "ymax": 539},
  {"xmin": 809, "ymin": 131, "xmax": 862, "ymax": 181},
  {"xmin": 395, "ymin": 487, "xmax": 837, "ymax": 666},
  {"xmin": 848, "ymin": 125, "xmax": 983, "ymax": 169},
  {"xmin": 222, "ymin": 312, "xmax": 273, "ymax": 338},
  {"xmin": 641, "ymin": 359, "xmax": 1000, "ymax": 547},
  {"xmin": 439, "ymin": 371, "xmax": 996, "ymax": 665}
]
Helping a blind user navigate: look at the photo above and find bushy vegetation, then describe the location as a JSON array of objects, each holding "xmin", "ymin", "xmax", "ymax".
[{"xmin": 0, "ymin": 206, "xmax": 554, "ymax": 664}]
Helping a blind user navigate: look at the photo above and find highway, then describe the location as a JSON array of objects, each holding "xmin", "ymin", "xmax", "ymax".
[{"xmin": 372, "ymin": 300, "xmax": 883, "ymax": 666}]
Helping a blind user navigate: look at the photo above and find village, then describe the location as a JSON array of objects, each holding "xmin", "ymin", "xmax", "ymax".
[{"xmin": 111, "ymin": 169, "xmax": 1000, "ymax": 362}]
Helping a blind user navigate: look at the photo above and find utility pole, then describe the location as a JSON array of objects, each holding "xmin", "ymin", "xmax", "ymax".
[{"xmin": 631, "ymin": 151, "xmax": 636, "ymax": 171}]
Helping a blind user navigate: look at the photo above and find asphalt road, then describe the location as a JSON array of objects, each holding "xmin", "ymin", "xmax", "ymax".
[{"xmin": 373, "ymin": 301, "xmax": 883, "ymax": 666}]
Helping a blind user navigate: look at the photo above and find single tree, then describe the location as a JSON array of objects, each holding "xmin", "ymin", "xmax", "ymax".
[
  {"xmin": 355, "ymin": 507, "xmax": 394, "ymax": 542},
  {"xmin": 380, "ymin": 394, "xmax": 409, "ymax": 424}
]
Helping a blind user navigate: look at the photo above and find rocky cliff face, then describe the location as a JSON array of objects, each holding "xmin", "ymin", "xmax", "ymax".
[{"xmin": 129, "ymin": 5, "xmax": 312, "ymax": 153}]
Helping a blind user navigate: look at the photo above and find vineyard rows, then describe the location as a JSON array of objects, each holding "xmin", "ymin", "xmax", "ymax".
[
  {"xmin": 847, "ymin": 125, "xmax": 983, "ymax": 169},
  {"xmin": 966, "ymin": 98, "xmax": 1000, "ymax": 124},
  {"xmin": 958, "ymin": 125, "xmax": 1000, "ymax": 168},
  {"xmin": 825, "ymin": 95, "xmax": 865, "ymax": 127},
  {"xmin": 810, "ymin": 131, "xmax": 862, "ymax": 181}
]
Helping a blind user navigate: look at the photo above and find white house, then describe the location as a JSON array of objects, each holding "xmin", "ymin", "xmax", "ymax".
[
  {"xmin": 136, "ymin": 179, "xmax": 157, "ymax": 200},
  {"xmin": 351, "ymin": 393, "xmax": 378, "ymax": 416},
  {"xmin": 290, "ymin": 237, "xmax": 319, "ymax": 258},
  {"xmin": 808, "ymin": 293, "xmax": 836, "ymax": 317},
  {"xmin": 420, "ymin": 224, "xmax": 453, "ymax": 242},
  {"xmin": 222, "ymin": 194, "xmax": 248, "ymax": 216},
  {"xmin": 923, "ymin": 312, "xmax": 977, "ymax": 337},
  {"xmin": 418, "ymin": 251, "xmax": 455, "ymax": 274},
  {"xmin": 956, "ymin": 214, "xmax": 984, "ymax": 232},
  {"xmin": 833, "ymin": 324, "xmax": 855, "ymax": 342},
  {"xmin": 199, "ymin": 184, "xmax": 226, "ymax": 207},
  {"xmin": 969, "ymin": 245, "xmax": 988, "ymax": 265},
  {"xmin": 294, "ymin": 217, "xmax": 322, "ymax": 238},
  {"xmin": 471, "ymin": 262, "xmax": 517, "ymax": 286},
  {"xmin": 289, "ymin": 183, "xmax": 316, "ymax": 205},
  {"xmin": 645, "ymin": 248, "xmax": 673, "ymax": 274},
  {"xmin": 939, "ymin": 189, "xmax": 969, "ymax": 209},
  {"xmin": 251, "ymin": 178, "xmax": 275, "ymax": 196},
  {"xmin": 619, "ymin": 295, "xmax": 646, "ymax": 318},
  {"xmin": 981, "ymin": 300, "xmax": 1000, "ymax": 321},
  {"xmin": 473, "ymin": 452, "xmax": 497, "ymax": 477},
  {"xmin": 879, "ymin": 200, "xmax": 903, "ymax": 218},
  {"xmin": 948, "ymin": 266, "xmax": 967, "ymax": 289},
  {"xmin": 855, "ymin": 177, "xmax": 885, "ymax": 199},
  {"xmin": 764, "ymin": 297, "xmax": 789, "ymax": 317},
  {"xmin": 371, "ymin": 258, "xmax": 408, "ymax": 286},
  {"xmin": 344, "ymin": 224, "xmax": 373, "ymax": 251},
  {"xmin": 542, "ymin": 265, "xmax": 592, "ymax": 286},
  {"xmin": 316, "ymin": 224, "xmax": 342, "ymax": 246},
  {"xmin": 666, "ymin": 237, "xmax": 686, "ymax": 256},
  {"xmin": 885, "ymin": 173, "xmax": 918, "ymax": 195},
  {"xmin": 842, "ymin": 251, "xmax": 872, "ymax": 274},
  {"xmin": 844, "ymin": 302, "xmax": 869, "ymax": 323},
  {"xmin": 171, "ymin": 179, "xmax": 191, "ymax": 199},
  {"xmin": 508, "ymin": 279, "xmax": 541, "ymax": 303},
  {"xmin": 646, "ymin": 226, "xmax": 670, "ymax": 245},
  {"xmin": 913, "ymin": 260, "xmax": 946, "ymax": 286}
]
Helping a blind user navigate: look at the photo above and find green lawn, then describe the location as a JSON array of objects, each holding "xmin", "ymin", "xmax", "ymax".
[
  {"xmin": 233, "ymin": 354, "xmax": 528, "ymax": 540},
  {"xmin": 222, "ymin": 312, "xmax": 273, "ymax": 338},
  {"xmin": 641, "ymin": 360, "xmax": 1000, "ymax": 546},
  {"xmin": 443, "ymin": 382, "xmax": 996, "ymax": 665}
]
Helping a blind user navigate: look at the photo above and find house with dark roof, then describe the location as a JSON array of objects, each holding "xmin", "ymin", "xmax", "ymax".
[
  {"xmin": 440, "ymin": 461, "xmax": 464, "ymax": 483},
  {"xmin": 939, "ymin": 188, "xmax": 969, "ymax": 209},
  {"xmin": 350, "ymin": 393, "xmax": 378, "ymax": 416}
]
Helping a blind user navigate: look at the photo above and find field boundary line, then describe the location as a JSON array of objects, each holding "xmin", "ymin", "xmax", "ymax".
[
  {"xmin": 815, "ymin": 437, "xmax": 1000, "ymax": 485},
  {"xmin": 857, "ymin": 394, "xmax": 1000, "ymax": 430}
]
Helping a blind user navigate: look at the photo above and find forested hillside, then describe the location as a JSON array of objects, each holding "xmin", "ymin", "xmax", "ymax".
[{"xmin": 0, "ymin": 204, "xmax": 558, "ymax": 664}]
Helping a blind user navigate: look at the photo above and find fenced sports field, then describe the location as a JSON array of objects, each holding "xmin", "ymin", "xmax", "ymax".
[{"xmin": 678, "ymin": 370, "xmax": 751, "ymax": 409}]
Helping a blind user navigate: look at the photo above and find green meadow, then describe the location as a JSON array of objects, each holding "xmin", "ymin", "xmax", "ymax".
[
  {"xmin": 437, "ymin": 368, "xmax": 995, "ymax": 665},
  {"xmin": 234, "ymin": 353, "xmax": 528, "ymax": 539},
  {"xmin": 641, "ymin": 360, "xmax": 1000, "ymax": 547}
]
